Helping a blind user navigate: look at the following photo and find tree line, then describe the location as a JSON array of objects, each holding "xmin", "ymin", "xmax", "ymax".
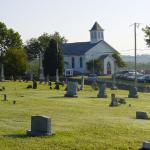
[
  {"xmin": 1, "ymin": 21, "xmax": 150, "ymax": 79},
  {"xmin": 0, "ymin": 21, "xmax": 66, "ymax": 79}
]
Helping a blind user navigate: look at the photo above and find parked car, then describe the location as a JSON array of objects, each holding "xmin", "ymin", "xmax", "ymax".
[
  {"xmin": 87, "ymin": 74, "xmax": 98, "ymax": 81},
  {"xmin": 138, "ymin": 74, "xmax": 150, "ymax": 83}
]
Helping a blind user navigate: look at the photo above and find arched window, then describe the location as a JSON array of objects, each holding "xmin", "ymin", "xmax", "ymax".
[
  {"xmin": 80, "ymin": 57, "xmax": 83, "ymax": 68},
  {"xmin": 72, "ymin": 57, "xmax": 75, "ymax": 68}
]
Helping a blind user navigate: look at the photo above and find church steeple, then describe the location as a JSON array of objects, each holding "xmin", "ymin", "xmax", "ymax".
[{"xmin": 90, "ymin": 22, "xmax": 104, "ymax": 43}]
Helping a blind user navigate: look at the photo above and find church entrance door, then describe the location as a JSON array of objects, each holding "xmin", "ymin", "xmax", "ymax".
[{"xmin": 107, "ymin": 62, "xmax": 111, "ymax": 74}]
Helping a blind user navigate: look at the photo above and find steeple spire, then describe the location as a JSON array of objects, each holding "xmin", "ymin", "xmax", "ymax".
[{"xmin": 90, "ymin": 22, "xmax": 104, "ymax": 43}]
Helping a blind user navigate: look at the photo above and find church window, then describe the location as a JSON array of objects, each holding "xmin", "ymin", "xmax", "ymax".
[
  {"xmin": 98, "ymin": 32, "xmax": 100, "ymax": 38},
  {"xmin": 80, "ymin": 57, "xmax": 83, "ymax": 68},
  {"xmin": 72, "ymin": 57, "xmax": 75, "ymax": 68},
  {"xmin": 94, "ymin": 32, "xmax": 97, "ymax": 39}
]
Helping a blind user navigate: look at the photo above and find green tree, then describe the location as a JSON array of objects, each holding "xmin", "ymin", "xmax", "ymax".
[
  {"xmin": 24, "ymin": 32, "xmax": 67, "ymax": 60},
  {"xmin": 112, "ymin": 53, "xmax": 126, "ymax": 68},
  {"xmin": 142, "ymin": 26, "xmax": 150, "ymax": 47},
  {"xmin": 86, "ymin": 58, "xmax": 102, "ymax": 73},
  {"xmin": 43, "ymin": 39, "xmax": 64, "ymax": 76},
  {"xmin": 0, "ymin": 21, "xmax": 23, "ymax": 71},
  {"xmin": 0, "ymin": 22, "xmax": 22, "ymax": 56},
  {"xmin": 4, "ymin": 48, "xmax": 27, "ymax": 78}
]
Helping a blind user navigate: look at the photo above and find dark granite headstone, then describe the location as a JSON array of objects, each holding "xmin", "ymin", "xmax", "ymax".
[
  {"xmin": 55, "ymin": 83, "xmax": 60, "ymax": 90},
  {"xmin": 109, "ymin": 94, "xmax": 119, "ymax": 107},
  {"xmin": 97, "ymin": 83, "xmax": 107, "ymax": 98},
  {"xmin": 64, "ymin": 82, "xmax": 78, "ymax": 97},
  {"xmin": 128, "ymin": 86, "xmax": 138, "ymax": 98},
  {"xmin": 3, "ymin": 94, "xmax": 7, "ymax": 101},
  {"xmin": 32, "ymin": 80, "xmax": 37, "ymax": 89},
  {"xmin": 139, "ymin": 141, "xmax": 150, "ymax": 150},
  {"xmin": 136, "ymin": 111, "xmax": 149, "ymax": 120},
  {"xmin": 27, "ymin": 116, "xmax": 53, "ymax": 136}
]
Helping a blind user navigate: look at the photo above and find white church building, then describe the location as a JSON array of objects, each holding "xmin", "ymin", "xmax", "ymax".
[{"xmin": 61, "ymin": 22, "xmax": 118, "ymax": 75}]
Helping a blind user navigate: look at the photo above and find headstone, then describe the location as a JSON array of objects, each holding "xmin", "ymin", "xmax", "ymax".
[
  {"xmin": 136, "ymin": 111, "xmax": 149, "ymax": 120},
  {"xmin": 26, "ymin": 85, "xmax": 32, "ymax": 89},
  {"xmin": 80, "ymin": 76, "xmax": 84, "ymax": 90},
  {"xmin": 0, "ymin": 64, "xmax": 5, "ymax": 81},
  {"xmin": 128, "ymin": 86, "xmax": 138, "ymax": 98},
  {"xmin": 64, "ymin": 82, "xmax": 78, "ymax": 97},
  {"xmin": 27, "ymin": 116, "xmax": 53, "ymax": 136},
  {"xmin": 139, "ymin": 141, "xmax": 150, "ymax": 150},
  {"xmin": 32, "ymin": 80, "xmax": 37, "ymax": 89},
  {"xmin": 49, "ymin": 81, "xmax": 52, "ymax": 86},
  {"xmin": 97, "ymin": 83, "xmax": 107, "ymax": 98},
  {"xmin": 109, "ymin": 94, "xmax": 119, "ymax": 107},
  {"xmin": 2, "ymin": 86, "xmax": 5, "ymax": 91},
  {"xmin": 117, "ymin": 98, "xmax": 126, "ymax": 104},
  {"xmin": 62, "ymin": 81, "xmax": 65, "ymax": 87},
  {"xmin": 3, "ymin": 94, "xmax": 7, "ymax": 101},
  {"xmin": 111, "ymin": 73, "xmax": 117, "ymax": 90},
  {"xmin": 55, "ymin": 83, "xmax": 59, "ymax": 90}
]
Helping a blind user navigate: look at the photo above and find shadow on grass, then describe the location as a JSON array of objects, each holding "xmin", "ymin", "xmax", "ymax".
[
  {"xmin": 3, "ymin": 134, "xmax": 28, "ymax": 138},
  {"xmin": 47, "ymin": 96, "xmax": 65, "ymax": 99}
]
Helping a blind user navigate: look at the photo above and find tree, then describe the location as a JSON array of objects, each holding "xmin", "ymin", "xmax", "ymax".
[
  {"xmin": 0, "ymin": 22, "xmax": 22, "ymax": 56},
  {"xmin": 24, "ymin": 32, "xmax": 67, "ymax": 60},
  {"xmin": 112, "ymin": 53, "xmax": 126, "ymax": 68},
  {"xmin": 86, "ymin": 58, "xmax": 102, "ymax": 73},
  {"xmin": 142, "ymin": 26, "xmax": 150, "ymax": 47},
  {"xmin": 4, "ymin": 48, "xmax": 27, "ymax": 78},
  {"xmin": 0, "ymin": 21, "xmax": 23, "ymax": 71},
  {"xmin": 43, "ymin": 39, "xmax": 64, "ymax": 77}
]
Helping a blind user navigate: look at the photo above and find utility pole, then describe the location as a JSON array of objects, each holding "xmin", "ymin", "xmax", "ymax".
[
  {"xmin": 134, "ymin": 23, "xmax": 138, "ymax": 87},
  {"xmin": 130, "ymin": 22, "xmax": 139, "ymax": 87}
]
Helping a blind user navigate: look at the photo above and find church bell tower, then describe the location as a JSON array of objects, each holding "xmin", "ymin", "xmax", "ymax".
[{"xmin": 90, "ymin": 22, "xmax": 104, "ymax": 43}]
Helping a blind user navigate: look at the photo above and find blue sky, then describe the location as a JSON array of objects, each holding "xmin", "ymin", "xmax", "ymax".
[{"xmin": 0, "ymin": 0, "xmax": 150, "ymax": 55}]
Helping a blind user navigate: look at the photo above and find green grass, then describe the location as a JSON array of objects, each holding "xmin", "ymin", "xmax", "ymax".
[{"xmin": 0, "ymin": 81, "xmax": 150, "ymax": 149}]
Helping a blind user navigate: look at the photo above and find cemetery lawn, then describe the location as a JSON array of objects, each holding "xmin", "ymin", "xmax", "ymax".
[{"xmin": 1, "ymin": 82, "xmax": 150, "ymax": 150}]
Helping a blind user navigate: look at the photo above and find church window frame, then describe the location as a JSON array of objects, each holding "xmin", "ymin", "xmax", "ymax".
[
  {"xmin": 79, "ymin": 57, "xmax": 83, "ymax": 68},
  {"xmin": 72, "ymin": 57, "xmax": 75, "ymax": 68}
]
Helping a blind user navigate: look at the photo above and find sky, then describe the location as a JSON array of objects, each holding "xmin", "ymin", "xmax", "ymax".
[{"xmin": 0, "ymin": 0, "xmax": 150, "ymax": 55}]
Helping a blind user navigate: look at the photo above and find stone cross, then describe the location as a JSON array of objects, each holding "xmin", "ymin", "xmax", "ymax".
[
  {"xmin": 64, "ymin": 82, "xmax": 78, "ymax": 97},
  {"xmin": 27, "ymin": 115, "xmax": 53, "ymax": 136},
  {"xmin": 97, "ymin": 83, "xmax": 107, "ymax": 98}
]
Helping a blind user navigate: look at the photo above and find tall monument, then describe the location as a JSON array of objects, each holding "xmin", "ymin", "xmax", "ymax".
[{"xmin": 39, "ymin": 51, "xmax": 44, "ymax": 83}]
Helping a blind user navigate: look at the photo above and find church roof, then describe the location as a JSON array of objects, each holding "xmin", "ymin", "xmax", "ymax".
[
  {"xmin": 61, "ymin": 40, "xmax": 117, "ymax": 56},
  {"xmin": 61, "ymin": 41, "xmax": 101, "ymax": 55},
  {"xmin": 90, "ymin": 22, "xmax": 104, "ymax": 31}
]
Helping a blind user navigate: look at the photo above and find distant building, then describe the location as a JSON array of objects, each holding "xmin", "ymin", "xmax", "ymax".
[{"xmin": 61, "ymin": 22, "xmax": 118, "ymax": 75}]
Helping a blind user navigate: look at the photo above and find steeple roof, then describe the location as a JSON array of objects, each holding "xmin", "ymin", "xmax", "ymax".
[{"xmin": 90, "ymin": 22, "xmax": 104, "ymax": 31}]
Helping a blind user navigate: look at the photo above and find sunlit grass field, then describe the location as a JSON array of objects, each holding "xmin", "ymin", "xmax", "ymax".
[{"xmin": 0, "ymin": 81, "xmax": 150, "ymax": 150}]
